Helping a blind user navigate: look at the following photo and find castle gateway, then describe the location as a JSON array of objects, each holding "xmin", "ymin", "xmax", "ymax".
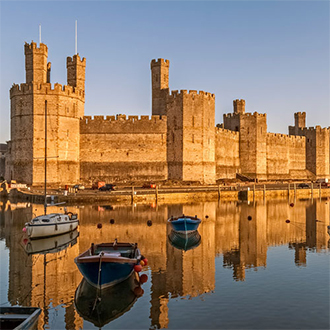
[{"xmin": 5, "ymin": 42, "xmax": 330, "ymax": 185}]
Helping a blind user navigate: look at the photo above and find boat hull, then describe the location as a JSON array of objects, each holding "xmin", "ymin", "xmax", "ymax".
[
  {"xmin": 76, "ymin": 260, "xmax": 135, "ymax": 289},
  {"xmin": 168, "ymin": 217, "xmax": 201, "ymax": 233},
  {"xmin": 27, "ymin": 220, "xmax": 79, "ymax": 239}
]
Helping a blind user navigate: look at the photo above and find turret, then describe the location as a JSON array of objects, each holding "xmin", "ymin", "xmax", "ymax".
[
  {"xmin": 294, "ymin": 112, "xmax": 306, "ymax": 129},
  {"xmin": 233, "ymin": 99, "xmax": 245, "ymax": 114},
  {"xmin": 24, "ymin": 42, "xmax": 48, "ymax": 84},
  {"xmin": 67, "ymin": 54, "xmax": 86, "ymax": 91},
  {"xmin": 151, "ymin": 58, "xmax": 170, "ymax": 116}
]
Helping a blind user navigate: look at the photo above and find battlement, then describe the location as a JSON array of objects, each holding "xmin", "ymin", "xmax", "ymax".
[
  {"xmin": 67, "ymin": 54, "xmax": 86, "ymax": 66},
  {"xmin": 267, "ymin": 132, "xmax": 305, "ymax": 141},
  {"xmin": 223, "ymin": 112, "xmax": 266, "ymax": 119},
  {"xmin": 81, "ymin": 114, "xmax": 167, "ymax": 134},
  {"xmin": 168, "ymin": 89, "xmax": 215, "ymax": 100},
  {"xmin": 301, "ymin": 126, "xmax": 330, "ymax": 133},
  {"xmin": 295, "ymin": 112, "xmax": 306, "ymax": 116},
  {"xmin": 150, "ymin": 58, "xmax": 170, "ymax": 68},
  {"xmin": 215, "ymin": 127, "xmax": 239, "ymax": 136},
  {"xmin": 10, "ymin": 82, "xmax": 85, "ymax": 98},
  {"xmin": 233, "ymin": 99, "xmax": 245, "ymax": 114},
  {"xmin": 24, "ymin": 42, "xmax": 48, "ymax": 54}
]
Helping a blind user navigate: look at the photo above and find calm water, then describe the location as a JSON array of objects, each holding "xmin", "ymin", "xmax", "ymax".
[{"xmin": 0, "ymin": 198, "xmax": 329, "ymax": 329}]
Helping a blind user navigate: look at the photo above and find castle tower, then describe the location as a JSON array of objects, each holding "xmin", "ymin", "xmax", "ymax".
[
  {"xmin": 151, "ymin": 59, "xmax": 169, "ymax": 116},
  {"xmin": 6, "ymin": 42, "xmax": 85, "ymax": 185},
  {"xmin": 289, "ymin": 112, "xmax": 306, "ymax": 135},
  {"xmin": 67, "ymin": 54, "xmax": 86, "ymax": 91},
  {"xmin": 167, "ymin": 90, "xmax": 216, "ymax": 184},
  {"xmin": 233, "ymin": 99, "xmax": 245, "ymax": 114},
  {"xmin": 224, "ymin": 100, "xmax": 267, "ymax": 180},
  {"xmin": 24, "ymin": 42, "xmax": 48, "ymax": 84},
  {"xmin": 289, "ymin": 113, "xmax": 329, "ymax": 179}
]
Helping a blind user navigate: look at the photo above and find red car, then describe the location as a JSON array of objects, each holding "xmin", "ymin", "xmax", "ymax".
[{"xmin": 142, "ymin": 183, "xmax": 156, "ymax": 189}]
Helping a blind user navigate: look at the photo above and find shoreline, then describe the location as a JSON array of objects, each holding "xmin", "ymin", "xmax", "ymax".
[{"xmin": 2, "ymin": 184, "xmax": 330, "ymax": 205}]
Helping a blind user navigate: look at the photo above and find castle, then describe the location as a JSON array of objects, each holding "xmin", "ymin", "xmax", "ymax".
[{"xmin": 4, "ymin": 42, "xmax": 330, "ymax": 185}]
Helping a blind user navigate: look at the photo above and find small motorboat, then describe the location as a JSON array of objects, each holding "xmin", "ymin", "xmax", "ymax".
[
  {"xmin": 168, "ymin": 229, "xmax": 201, "ymax": 251},
  {"xmin": 24, "ymin": 212, "xmax": 79, "ymax": 239},
  {"xmin": 168, "ymin": 214, "xmax": 201, "ymax": 233},
  {"xmin": 22, "ymin": 229, "xmax": 79, "ymax": 255},
  {"xmin": 0, "ymin": 306, "xmax": 41, "ymax": 330},
  {"xmin": 74, "ymin": 273, "xmax": 143, "ymax": 327},
  {"xmin": 74, "ymin": 241, "xmax": 145, "ymax": 289}
]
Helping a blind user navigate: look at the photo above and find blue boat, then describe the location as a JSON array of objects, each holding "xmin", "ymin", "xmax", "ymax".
[
  {"xmin": 168, "ymin": 214, "xmax": 201, "ymax": 233},
  {"xmin": 74, "ymin": 241, "xmax": 142, "ymax": 289},
  {"xmin": 0, "ymin": 306, "xmax": 41, "ymax": 330},
  {"xmin": 168, "ymin": 229, "xmax": 201, "ymax": 251}
]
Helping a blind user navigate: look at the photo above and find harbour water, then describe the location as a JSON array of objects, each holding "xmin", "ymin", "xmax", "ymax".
[{"xmin": 0, "ymin": 198, "xmax": 329, "ymax": 329}]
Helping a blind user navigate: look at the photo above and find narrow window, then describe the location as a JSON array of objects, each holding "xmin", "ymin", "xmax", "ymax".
[
  {"xmin": 235, "ymin": 126, "xmax": 239, "ymax": 131},
  {"xmin": 261, "ymin": 127, "xmax": 263, "ymax": 134},
  {"xmin": 192, "ymin": 116, "xmax": 195, "ymax": 127},
  {"xmin": 192, "ymin": 134, "xmax": 195, "ymax": 143}
]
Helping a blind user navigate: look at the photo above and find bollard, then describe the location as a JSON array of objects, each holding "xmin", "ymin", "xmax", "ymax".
[
  {"xmin": 218, "ymin": 185, "xmax": 221, "ymax": 201},
  {"xmin": 131, "ymin": 186, "xmax": 134, "ymax": 204}
]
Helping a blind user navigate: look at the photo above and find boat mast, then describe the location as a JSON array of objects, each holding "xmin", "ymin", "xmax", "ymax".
[{"xmin": 44, "ymin": 100, "xmax": 47, "ymax": 215}]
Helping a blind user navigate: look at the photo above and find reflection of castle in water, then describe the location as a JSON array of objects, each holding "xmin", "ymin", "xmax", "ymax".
[{"xmin": 0, "ymin": 198, "xmax": 329, "ymax": 329}]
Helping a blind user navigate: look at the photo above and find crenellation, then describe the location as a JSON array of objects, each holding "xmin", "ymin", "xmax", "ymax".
[{"xmin": 150, "ymin": 58, "xmax": 170, "ymax": 67}]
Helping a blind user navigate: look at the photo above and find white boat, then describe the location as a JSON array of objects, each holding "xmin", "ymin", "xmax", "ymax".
[
  {"xmin": 23, "ymin": 100, "xmax": 79, "ymax": 239},
  {"xmin": 25, "ymin": 212, "xmax": 79, "ymax": 239}
]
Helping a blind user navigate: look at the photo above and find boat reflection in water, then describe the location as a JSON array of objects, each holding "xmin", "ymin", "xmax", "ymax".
[
  {"xmin": 168, "ymin": 229, "xmax": 201, "ymax": 251},
  {"xmin": 74, "ymin": 272, "xmax": 145, "ymax": 328},
  {"xmin": 21, "ymin": 229, "xmax": 79, "ymax": 255}
]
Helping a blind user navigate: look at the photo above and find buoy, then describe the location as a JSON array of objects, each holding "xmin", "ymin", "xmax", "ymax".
[
  {"xmin": 147, "ymin": 220, "xmax": 152, "ymax": 227},
  {"xmin": 247, "ymin": 216, "xmax": 252, "ymax": 221},
  {"xmin": 134, "ymin": 264, "xmax": 142, "ymax": 272},
  {"xmin": 109, "ymin": 219, "xmax": 115, "ymax": 224},
  {"xmin": 285, "ymin": 219, "xmax": 290, "ymax": 223},
  {"xmin": 22, "ymin": 227, "xmax": 27, "ymax": 233},
  {"xmin": 140, "ymin": 274, "xmax": 148, "ymax": 284},
  {"xmin": 140, "ymin": 260, "xmax": 145, "ymax": 267},
  {"xmin": 205, "ymin": 215, "xmax": 209, "ymax": 219},
  {"xmin": 290, "ymin": 203, "xmax": 294, "ymax": 207},
  {"xmin": 134, "ymin": 287, "xmax": 144, "ymax": 297},
  {"xmin": 142, "ymin": 258, "xmax": 148, "ymax": 266},
  {"xmin": 97, "ymin": 223, "xmax": 102, "ymax": 229}
]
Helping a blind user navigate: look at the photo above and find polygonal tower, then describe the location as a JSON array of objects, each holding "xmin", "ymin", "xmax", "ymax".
[
  {"xmin": 151, "ymin": 59, "xmax": 169, "ymax": 116},
  {"xmin": 6, "ymin": 41, "xmax": 86, "ymax": 186}
]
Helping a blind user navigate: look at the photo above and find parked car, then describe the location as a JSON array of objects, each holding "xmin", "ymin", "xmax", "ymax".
[
  {"xmin": 142, "ymin": 183, "xmax": 156, "ymax": 189},
  {"xmin": 99, "ymin": 184, "xmax": 116, "ymax": 191},
  {"xmin": 92, "ymin": 181, "xmax": 105, "ymax": 190},
  {"xmin": 73, "ymin": 184, "xmax": 85, "ymax": 190},
  {"xmin": 298, "ymin": 183, "xmax": 310, "ymax": 188},
  {"xmin": 321, "ymin": 182, "xmax": 330, "ymax": 187}
]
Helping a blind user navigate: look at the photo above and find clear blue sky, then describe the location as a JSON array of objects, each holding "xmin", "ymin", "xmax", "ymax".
[{"xmin": 0, "ymin": 1, "xmax": 329, "ymax": 143}]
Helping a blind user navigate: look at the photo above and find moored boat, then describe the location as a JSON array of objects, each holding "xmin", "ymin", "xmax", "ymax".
[
  {"xmin": 24, "ymin": 212, "xmax": 79, "ymax": 239},
  {"xmin": 168, "ymin": 214, "xmax": 201, "ymax": 233},
  {"xmin": 0, "ymin": 306, "xmax": 41, "ymax": 330},
  {"xmin": 74, "ymin": 241, "xmax": 146, "ymax": 289}
]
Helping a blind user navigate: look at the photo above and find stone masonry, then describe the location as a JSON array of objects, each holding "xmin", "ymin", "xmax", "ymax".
[{"xmin": 4, "ymin": 42, "xmax": 330, "ymax": 185}]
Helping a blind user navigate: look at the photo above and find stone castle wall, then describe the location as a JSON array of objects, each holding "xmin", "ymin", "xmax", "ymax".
[
  {"xmin": 215, "ymin": 128, "xmax": 240, "ymax": 179},
  {"xmin": 266, "ymin": 133, "xmax": 306, "ymax": 180},
  {"xmin": 80, "ymin": 115, "xmax": 168, "ymax": 182}
]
